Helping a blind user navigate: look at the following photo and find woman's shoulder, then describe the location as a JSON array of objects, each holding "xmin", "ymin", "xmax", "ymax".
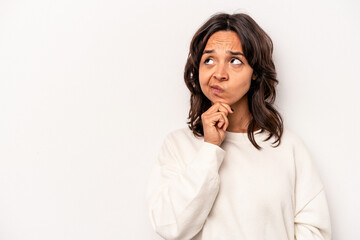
[
  {"xmin": 281, "ymin": 126, "xmax": 308, "ymax": 149},
  {"xmin": 165, "ymin": 126, "xmax": 190, "ymax": 137},
  {"xmin": 164, "ymin": 126, "xmax": 202, "ymax": 144},
  {"xmin": 162, "ymin": 126, "xmax": 308, "ymax": 149},
  {"xmin": 163, "ymin": 126, "xmax": 305, "ymax": 143},
  {"xmin": 159, "ymin": 126, "xmax": 205, "ymax": 159}
]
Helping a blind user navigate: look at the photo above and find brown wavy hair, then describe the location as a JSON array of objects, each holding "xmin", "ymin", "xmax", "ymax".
[{"xmin": 184, "ymin": 12, "xmax": 283, "ymax": 150}]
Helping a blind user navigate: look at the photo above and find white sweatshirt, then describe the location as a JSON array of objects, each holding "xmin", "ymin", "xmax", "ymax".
[{"xmin": 146, "ymin": 127, "xmax": 331, "ymax": 240}]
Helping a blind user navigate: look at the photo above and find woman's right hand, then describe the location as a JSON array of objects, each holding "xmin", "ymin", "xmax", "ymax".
[{"xmin": 201, "ymin": 102, "xmax": 234, "ymax": 146}]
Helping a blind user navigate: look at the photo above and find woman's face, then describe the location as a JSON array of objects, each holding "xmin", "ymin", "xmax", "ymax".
[{"xmin": 199, "ymin": 30, "xmax": 256, "ymax": 106}]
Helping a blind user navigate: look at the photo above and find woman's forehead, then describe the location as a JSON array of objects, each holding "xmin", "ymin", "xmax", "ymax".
[{"xmin": 205, "ymin": 31, "xmax": 242, "ymax": 51}]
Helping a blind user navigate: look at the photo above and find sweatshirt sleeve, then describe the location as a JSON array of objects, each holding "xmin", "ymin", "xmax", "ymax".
[
  {"xmin": 293, "ymin": 137, "xmax": 332, "ymax": 240},
  {"xmin": 146, "ymin": 133, "xmax": 226, "ymax": 240}
]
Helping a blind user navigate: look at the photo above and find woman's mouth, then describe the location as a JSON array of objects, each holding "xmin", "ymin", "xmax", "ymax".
[{"xmin": 211, "ymin": 86, "xmax": 224, "ymax": 95}]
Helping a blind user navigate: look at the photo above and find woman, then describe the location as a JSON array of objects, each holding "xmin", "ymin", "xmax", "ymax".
[{"xmin": 146, "ymin": 12, "xmax": 331, "ymax": 240}]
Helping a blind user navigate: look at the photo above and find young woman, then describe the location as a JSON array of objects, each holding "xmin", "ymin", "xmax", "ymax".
[{"xmin": 146, "ymin": 12, "xmax": 331, "ymax": 240}]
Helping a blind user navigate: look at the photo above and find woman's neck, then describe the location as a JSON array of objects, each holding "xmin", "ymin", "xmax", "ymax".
[{"xmin": 227, "ymin": 95, "xmax": 255, "ymax": 133}]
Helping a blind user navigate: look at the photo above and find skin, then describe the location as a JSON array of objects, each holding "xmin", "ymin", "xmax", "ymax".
[{"xmin": 199, "ymin": 30, "xmax": 258, "ymax": 146}]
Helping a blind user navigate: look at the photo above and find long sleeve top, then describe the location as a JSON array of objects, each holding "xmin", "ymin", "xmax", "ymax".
[{"xmin": 146, "ymin": 127, "xmax": 332, "ymax": 240}]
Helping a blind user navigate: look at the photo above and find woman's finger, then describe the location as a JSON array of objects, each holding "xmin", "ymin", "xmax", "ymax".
[
  {"xmin": 206, "ymin": 102, "xmax": 232, "ymax": 115},
  {"xmin": 219, "ymin": 102, "xmax": 234, "ymax": 114},
  {"xmin": 212, "ymin": 112, "xmax": 227, "ymax": 130},
  {"xmin": 222, "ymin": 112, "xmax": 230, "ymax": 131},
  {"xmin": 210, "ymin": 112, "xmax": 225, "ymax": 127}
]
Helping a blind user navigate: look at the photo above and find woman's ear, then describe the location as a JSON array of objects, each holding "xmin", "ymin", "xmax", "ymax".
[{"xmin": 252, "ymin": 72, "xmax": 257, "ymax": 80}]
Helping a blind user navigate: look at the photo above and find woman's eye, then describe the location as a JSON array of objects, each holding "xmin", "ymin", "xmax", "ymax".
[
  {"xmin": 204, "ymin": 58, "xmax": 213, "ymax": 64},
  {"xmin": 231, "ymin": 58, "xmax": 242, "ymax": 65}
]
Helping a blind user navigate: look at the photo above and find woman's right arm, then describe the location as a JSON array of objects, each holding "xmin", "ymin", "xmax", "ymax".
[{"xmin": 146, "ymin": 133, "xmax": 226, "ymax": 240}]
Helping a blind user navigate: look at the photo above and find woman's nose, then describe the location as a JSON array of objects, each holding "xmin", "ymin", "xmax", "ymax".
[{"xmin": 213, "ymin": 64, "xmax": 229, "ymax": 81}]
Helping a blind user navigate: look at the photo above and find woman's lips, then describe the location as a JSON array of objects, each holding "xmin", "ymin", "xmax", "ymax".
[{"xmin": 211, "ymin": 86, "xmax": 224, "ymax": 95}]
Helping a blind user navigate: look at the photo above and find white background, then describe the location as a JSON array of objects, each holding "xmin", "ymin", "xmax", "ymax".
[{"xmin": 0, "ymin": 0, "xmax": 359, "ymax": 239}]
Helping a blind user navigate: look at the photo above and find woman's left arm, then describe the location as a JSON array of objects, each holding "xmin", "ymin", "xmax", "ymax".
[{"xmin": 293, "ymin": 137, "xmax": 332, "ymax": 240}]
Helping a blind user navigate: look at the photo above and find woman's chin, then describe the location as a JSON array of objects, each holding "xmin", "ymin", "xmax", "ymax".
[{"xmin": 211, "ymin": 100, "xmax": 229, "ymax": 105}]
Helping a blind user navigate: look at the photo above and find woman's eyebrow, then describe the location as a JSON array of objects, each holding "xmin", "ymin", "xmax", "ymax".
[{"xmin": 203, "ymin": 49, "xmax": 244, "ymax": 56}]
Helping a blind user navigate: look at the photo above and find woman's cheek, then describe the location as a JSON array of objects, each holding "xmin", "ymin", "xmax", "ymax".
[
  {"xmin": 235, "ymin": 81, "xmax": 251, "ymax": 97},
  {"xmin": 199, "ymin": 80, "xmax": 209, "ymax": 98}
]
